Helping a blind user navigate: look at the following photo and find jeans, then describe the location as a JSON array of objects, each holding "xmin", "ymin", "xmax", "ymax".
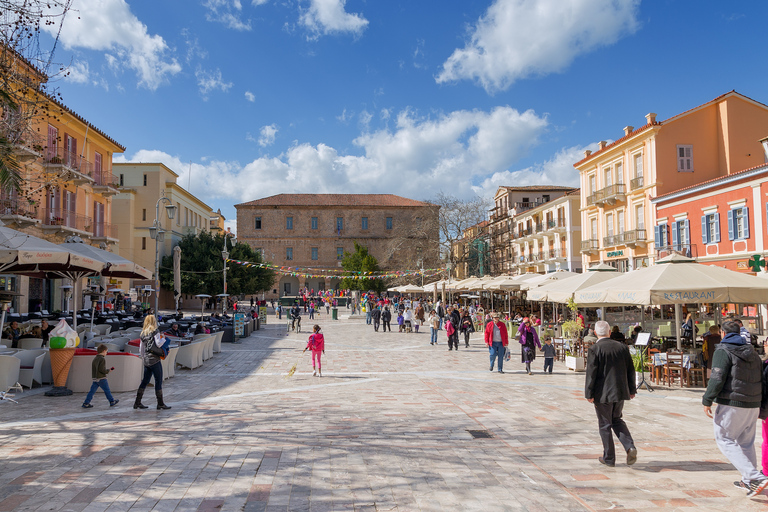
[
  {"xmin": 438, "ymin": 317, "xmax": 444, "ymax": 330},
  {"xmin": 84, "ymin": 378, "xmax": 114, "ymax": 404},
  {"xmin": 593, "ymin": 401, "xmax": 634, "ymax": 465},
  {"xmin": 366, "ymin": 311, "xmax": 372, "ymax": 324},
  {"xmin": 713, "ymin": 404, "xmax": 762, "ymax": 482},
  {"xmin": 139, "ymin": 361, "xmax": 163, "ymax": 392},
  {"xmin": 373, "ymin": 319, "xmax": 380, "ymax": 331},
  {"xmin": 309, "ymin": 310, "xmax": 314, "ymax": 319},
  {"xmin": 489, "ymin": 342, "xmax": 505, "ymax": 370},
  {"xmin": 430, "ymin": 327, "xmax": 438, "ymax": 344},
  {"xmin": 463, "ymin": 331, "xmax": 470, "ymax": 346},
  {"xmin": 544, "ymin": 357, "xmax": 554, "ymax": 373},
  {"xmin": 382, "ymin": 320, "xmax": 390, "ymax": 332}
]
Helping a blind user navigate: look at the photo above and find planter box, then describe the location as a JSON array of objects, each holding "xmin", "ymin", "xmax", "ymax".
[{"xmin": 565, "ymin": 355, "xmax": 585, "ymax": 372}]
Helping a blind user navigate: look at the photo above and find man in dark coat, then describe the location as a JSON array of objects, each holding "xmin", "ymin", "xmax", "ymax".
[
  {"xmin": 381, "ymin": 307, "xmax": 391, "ymax": 332},
  {"xmin": 371, "ymin": 306, "xmax": 382, "ymax": 332},
  {"xmin": 585, "ymin": 320, "xmax": 638, "ymax": 467}
]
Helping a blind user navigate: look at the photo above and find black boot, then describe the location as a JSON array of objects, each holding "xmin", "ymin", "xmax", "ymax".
[
  {"xmin": 156, "ymin": 390, "xmax": 171, "ymax": 410},
  {"xmin": 133, "ymin": 388, "xmax": 148, "ymax": 409}
]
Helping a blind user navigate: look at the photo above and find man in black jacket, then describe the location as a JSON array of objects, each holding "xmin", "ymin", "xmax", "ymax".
[
  {"xmin": 702, "ymin": 320, "xmax": 767, "ymax": 497},
  {"xmin": 371, "ymin": 306, "xmax": 382, "ymax": 332},
  {"xmin": 584, "ymin": 320, "xmax": 637, "ymax": 467},
  {"xmin": 381, "ymin": 307, "xmax": 391, "ymax": 332}
]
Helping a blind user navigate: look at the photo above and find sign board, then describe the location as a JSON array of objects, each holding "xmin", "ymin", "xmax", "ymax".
[
  {"xmin": 607, "ymin": 250, "xmax": 624, "ymax": 257},
  {"xmin": 259, "ymin": 306, "xmax": 267, "ymax": 324},
  {"xmin": 635, "ymin": 332, "xmax": 651, "ymax": 346},
  {"xmin": 234, "ymin": 313, "xmax": 245, "ymax": 336}
]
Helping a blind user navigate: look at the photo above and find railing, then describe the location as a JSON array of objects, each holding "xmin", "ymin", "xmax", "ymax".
[
  {"xmin": 44, "ymin": 146, "xmax": 90, "ymax": 175},
  {"xmin": 534, "ymin": 222, "xmax": 544, "ymax": 233},
  {"xmin": 581, "ymin": 239, "xmax": 599, "ymax": 252},
  {"xmin": 547, "ymin": 218, "xmax": 566, "ymax": 230},
  {"xmin": 619, "ymin": 229, "xmax": 647, "ymax": 245},
  {"xmin": 630, "ymin": 176, "xmax": 644, "ymax": 191},
  {"xmin": 536, "ymin": 251, "xmax": 544, "ymax": 261},
  {"xmin": 41, "ymin": 208, "xmax": 91, "ymax": 232},
  {"xmin": 656, "ymin": 244, "xmax": 698, "ymax": 259},
  {"xmin": 514, "ymin": 201, "xmax": 539, "ymax": 213},
  {"xmin": 548, "ymin": 249, "xmax": 564, "ymax": 259},
  {"xmin": 92, "ymin": 222, "xmax": 118, "ymax": 239},
  {"xmin": 0, "ymin": 198, "xmax": 35, "ymax": 219},
  {"xmin": 603, "ymin": 234, "xmax": 620, "ymax": 248},
  {"xmin": 591, "ymin": 183, "xmax": 626, "ymax": 206},
  {"xmin": 93, "ymin": 169, "xmax": 120, "ymax": 188}
]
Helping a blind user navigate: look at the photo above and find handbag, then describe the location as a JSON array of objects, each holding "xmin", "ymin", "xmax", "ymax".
[{"xmin": 149, "ymin": 333, "xmax": 168, "ymax": 359}]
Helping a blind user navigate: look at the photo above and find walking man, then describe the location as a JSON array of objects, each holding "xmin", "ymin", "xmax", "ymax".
[
  {"xmin": 584, "ymin": 320, "xmax": 638, "ymax": 468},
  {"xmin": 371, "ymin": 305, "xmax": 382, "ymax": 332},
  {"xmin": 381, "ymin": 306, "xmax": 391, "ymax": 332},
  {"xmin": 702, "ymin": 320, "xmax": 768, "ymax": 497},
  {"xmin": 484, "ymin": 312, "xmax": 508, "ymax": 373}
]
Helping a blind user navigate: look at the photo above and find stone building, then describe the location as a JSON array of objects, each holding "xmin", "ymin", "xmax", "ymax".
[{"xmin": 235, "ymin": 194, "xmax": 439, "ymax": 298}]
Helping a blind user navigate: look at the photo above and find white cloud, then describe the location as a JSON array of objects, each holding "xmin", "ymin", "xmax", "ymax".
[
  {"xmin": 358, "ymin": 110, "xmax": 372, "ymax": 131},
  {"xmin": 65, "ymin": 61, "xmax": 90, "ymax": 84},
  {"xmin": 471, "ymin": 144, "xmax": 599, "ymax": 199},
  {"xmin": 336, "ymin": 108, "xmax": 353, "ymax": 123},
  {"xmin": 203, "ymin": 0, "xmax": 252, "ymax": 31},
  {"xmin": 225, "ymin": 218, "xmax": 238, "ymax": 236},
  {"xmin": 117, "ymin": 106, "xmax": 550, "ymax": 205},
  {"xmin": 245, "ymin": 91, "xmax": 256, "ymax": 102},
  {"xmin": 437, "ymin": 0, "xmax": 641, "ymax": 93},
  {"xmin": 44, "ymin": 0, "xmax": 182, "ymax": 90},
  {"xmin": 195, "ymin": 67, "xmax": 234, "ymax": 98},
  {"xmin": 252, "ymin": 0, "xmax": 269, "ymax": 5},
  {"xmin": 299, "ymin": 0, "xmax": 369, "ymax": 38},
  {"xmin": 258, "ymin": 124, "xmax": 278, "ymax": 147}
]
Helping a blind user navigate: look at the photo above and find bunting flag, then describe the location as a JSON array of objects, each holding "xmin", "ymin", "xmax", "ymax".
[{"xmin": 226, "ymin": 259, "xmax": 445, "ymax": 280}]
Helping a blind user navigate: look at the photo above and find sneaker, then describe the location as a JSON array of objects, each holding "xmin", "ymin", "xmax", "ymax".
[
  {"xmin": 626, "ymin": 447, "xmax": 637, "ymax": 466},
  {"xmin": 490, "ymin": 366, "xmax": 494, "ymax": 372},
  {"xmin": 748, "ymin": 478, "xmax": 768, "ymax": 497},
  {"xmin": 109, "ymin": 399, "xmax": 119, "ymax": 407},
  {"xmin": 312, "ymin": 370, "xmax": 317, "ymax": 377},
  {"xmin": 82, "ymin": 403, "xmax": 93, "ymax": 408},
  {"xmin": 734, "ymin": 480, "xmax": 751, "ymax": 493},
  {"xmin": 498, "ymin": 370, "xmax": 504, "ymax": 374}
]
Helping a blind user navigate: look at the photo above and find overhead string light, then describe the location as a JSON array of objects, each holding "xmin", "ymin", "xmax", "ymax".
[{"xmin": 226, "ymin": 259, "xmax": 445, "ymax": 280}]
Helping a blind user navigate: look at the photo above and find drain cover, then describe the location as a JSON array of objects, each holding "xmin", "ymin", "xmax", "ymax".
[{"xmin": 467, "ymin": 429, "xmax": 494, "ymax": 439}]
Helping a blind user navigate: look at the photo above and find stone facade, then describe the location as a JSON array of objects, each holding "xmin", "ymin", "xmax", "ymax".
[{"xmin": 235, "ymin": 194, "xmax": 439, "ymax": 298}]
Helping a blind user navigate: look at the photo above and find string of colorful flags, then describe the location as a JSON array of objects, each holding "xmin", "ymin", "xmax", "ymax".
[{"xmin": 226, "ymin": 259, "xmax": 445, "ymax": 280}]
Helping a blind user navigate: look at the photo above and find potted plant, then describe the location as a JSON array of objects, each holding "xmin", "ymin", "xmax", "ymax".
[
  {"xmin": 562, "ymin": 297, "xmax": 585, "ymax": 371},
  {"xmin": 631, "ymin": 347, "xmax": 647, "ymax": 387}
]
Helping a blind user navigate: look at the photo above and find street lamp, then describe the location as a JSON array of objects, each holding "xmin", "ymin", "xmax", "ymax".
[
  {"xmin": 151, "ymin": 193, "xmax": 178, "ymax": 315},
  {"xmin": 222, "ymin": 231, "xmax": 236, "ymax": 313}
]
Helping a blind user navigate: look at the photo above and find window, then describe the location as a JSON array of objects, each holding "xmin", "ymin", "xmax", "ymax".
[
  {"xmin": 635, "ymin": 204, "xmax": 645, "ymax": 230},
  {"xmin": 286, "ymin": 216, "xmax": 293, "ymax": 230},
  {"xmin": 311, "ymin": 217, "xmax": 318, "ymax": 230},
  {"xmin": 727, "ymin": 207, "xmax": 750, "ymax": 240},
  {"xmin": 677, "ymin": 145, "xmax": 693, "ymax": 172},
  {"xmin": 94, "ymin": 152, "xmax": 102, "ymax": 179},
  {"xmin": 119, "ymin": 174, "xmax": 124, "ymax": 186},
  {"xmin": 311, "ymin": 247, "xmax": 318, "ymax": 260},
  {"xmin": 654, "ymin": 223, "xmax": 669, "ymax": 248},
  {"xmin": 386, "ymin": 217, "xmax": 393, "ymax": 230},
  {"xmin": 616, "ymin": 162, "xmax": 623, "ymax": 184},
  {"xmin": 337, "ymin": 247, "xmax": 343, "ymax": 260},
  {"xmin": 361, "ymin": 217, "xmax": 368, "ymax": 230},
  {"xmin": 589, "ymin": 175, "xmax": 596, "ymax": 194},
  {"xmin": 634, "ymin": 257, "xmax": 649, "ymax": 269},
  {"xmin": 606, "ymin": 214, "xmax": 614, "ymax": 237},
  {"xmin": 522, "ymin": 197, "xmax": 529, "ymax": 203},
  {"xmin": 286, "ymin": 247, "xmax": 293, "ymax": 260},
  {"xmin": 254, "ymin": 216, "xmax": 261, "ymax": 230},
  {"xmin": 141, "ymin": 237, "xmax": 146, "ymax": 250},
  {"xmin": 671, "ymin": 219, "xmax": 690, "ymax": 250},
  {"xmin": 590, "ymin": 218, "xmax": 598, "ymax": 239},
  {"xmin": 604, "ymin": 166, "xmax": 612, "ymax": 187},
  {"xmin": 336, "ymin": 217, "xmax": 343, "ymax": 233},
  {"xmin": 142, "ymin": 209, "xmax": 146, "ymax": 222},
  {"xmin": 542, "ymin": 195, "xmax": 550, "ymax": 203},
  {"xmin": 143, "ymin": 174, "xmax": 147, "ymax": 186},
  {"xmin": 617, "ymin": 211, "xmax": 625, "ymax": 234},
  {"xmin": 634, "ymin": 153, "xmax": 643, "ymax": 178},
  {"xmin": 701, "ymin": 213, "xmax": 721, "ymax": 244}
]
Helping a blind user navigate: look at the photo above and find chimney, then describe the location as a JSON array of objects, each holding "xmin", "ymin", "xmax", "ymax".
[
  {"xmin": 645, "ymin": 112, "xmax": 657, "ymax": 125},
  {"xmin": 760, "ymin": 136, "xmax": 768, "ymax": 163},
  {"xmin": 583, "ymin": 149, "xmax": 592, "ymax": 158},
  {"xmin": 623, "ymin": 125, "xmax": 634, "ymax": 136},
  {"xmin": 598, "ymin": 140, "xmax": 607, "ymax": 150}
]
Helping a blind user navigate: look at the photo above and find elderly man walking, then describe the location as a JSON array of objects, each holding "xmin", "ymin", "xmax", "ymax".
[
  {"xmin": 702, "ymin": 320, "xmax": 767, "ymax": 497},
  {"xmin": 585, "ymin": 320, "xmax": 638, "ymax": 467},
  {"xmin": 484, "ymin": 312, "xmax": 509, "ymax": 374}
]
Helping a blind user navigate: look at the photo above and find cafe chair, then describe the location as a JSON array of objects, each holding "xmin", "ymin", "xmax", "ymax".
[{"xmin": 663, "ymin": 350, "xmax": 685, "ymax": 387}]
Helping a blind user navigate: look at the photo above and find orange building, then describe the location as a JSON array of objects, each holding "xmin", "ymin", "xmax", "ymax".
[{"xmin": 575, "ymin": 91, "xmax": 768, "ymax": 271}]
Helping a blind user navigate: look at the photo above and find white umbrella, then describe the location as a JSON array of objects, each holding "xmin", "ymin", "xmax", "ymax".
[
  {"xmin": 518, "ymin": 271, "xmax": 579, "ymax": 291},
  {"xmin": 527, "ymin": 271, "xmax": 620, "ymax": 303},
  {"xmin": 399, "ymin": 284, "xmax": 424, "ymax": 294},
  {"xmin": 482, "ymin": 275, "xmax": 520, "ymax": 291}
]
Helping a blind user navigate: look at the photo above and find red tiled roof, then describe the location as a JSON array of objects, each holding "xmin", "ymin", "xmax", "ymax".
[
  {"xmin": 565, "ymin": 188, "xmax": 581, "ymax": 196},
  {"xmin": 44, "ymin": 90, "xmax": 126, "ymax": 152},
  {"xmin": 235, "ymin": 194, "xmax": 434, "ymax": 208},
  {"xmin": 653, "ymin": 162, "xmax": 768, "ymax": 202}
]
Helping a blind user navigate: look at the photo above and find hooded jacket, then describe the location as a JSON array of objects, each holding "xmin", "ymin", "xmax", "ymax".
[
  {"xmin": 702, "ymin": 332, "xmax": 762, "ymax": 408},
  {"xmin": 306, "ymin": 333, "xmax": 324, "ymax": 352}
]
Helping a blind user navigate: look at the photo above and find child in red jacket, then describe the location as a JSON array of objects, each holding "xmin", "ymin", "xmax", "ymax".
[{"xmin": 303, "ymin": 325, "xmax": 325, "ymax": 377}]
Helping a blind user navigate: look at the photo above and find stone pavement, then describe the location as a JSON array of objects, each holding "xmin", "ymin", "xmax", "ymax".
[{"xmin": 0, "ymin": 315, "xmax": 767, "ymax": 511}]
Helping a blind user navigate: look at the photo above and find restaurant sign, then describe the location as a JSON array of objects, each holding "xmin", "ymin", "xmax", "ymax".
[{"xmin": 606, "ymin": 250, "xmax": 624, "ymax": 257}]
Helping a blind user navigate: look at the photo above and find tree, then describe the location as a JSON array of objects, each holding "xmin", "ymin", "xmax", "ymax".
[
  {"xmin": 430, "ymin": 192, "xmax": 490, "ymax": 277},
  {"xmin": 381, "ymin": 206, "xmax": 441, "ymax": 284},
  {"xmin": 1, "ymin": 1, "xmax": 74, "ymax": 191},
  {"xmin": 338, "ymin": 241, "xmax": 385, "ymax": 293},
  {"xmin": 159, "ymin": 231, "xmax": 275, "ymax": 297}
]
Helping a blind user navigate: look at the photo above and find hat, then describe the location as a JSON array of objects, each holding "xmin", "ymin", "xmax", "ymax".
[
  {"xmin": 491, "ymin": 312, "xmax": 500, "ymax": 318},
  {"xmin": 522, "ymin": 317, "xmax": 529, "ymax": 323}
]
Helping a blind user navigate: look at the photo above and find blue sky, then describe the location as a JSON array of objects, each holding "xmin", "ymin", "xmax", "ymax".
[{"xmin": 37, "ymin": 0, "xmax": 768, "ymax": 233}]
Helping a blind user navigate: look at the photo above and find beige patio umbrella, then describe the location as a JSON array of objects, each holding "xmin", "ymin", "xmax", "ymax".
[
  {"xmin": 482, "ymin": 275, "xmax": 519, "ymax": 291},
  {"xmin": 527, "ymin": 271, "xmax": 619, "ymax": 303},
  {"xmin": 574, "ymin": 254, "xmax": 768, "ymax": 348},
  {"xmin": 399, "ymin": 283, "xmax": 425, "ymax": 294},
  {"xmin": 451, "ymin": 276, "xmax": 479, "ymax": 290},
  {"xmin": 518, "ymin": 270, "xmax": 579, "ymax": 291}
]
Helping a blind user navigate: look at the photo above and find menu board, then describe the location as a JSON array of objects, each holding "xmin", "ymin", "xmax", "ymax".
[
  {"xmin": 234, "ymin": 313, "xmax": 245, "ymax": 336},
  {"xmin": 259, "ymin": 306, "xmax": 267, "ymax": 324}
]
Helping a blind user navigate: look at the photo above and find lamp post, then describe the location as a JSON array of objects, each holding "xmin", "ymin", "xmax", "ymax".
[
  {"xmin": 149, "ymin": 193, "xmax": 178, "ymax": 315},
  {"xmin": 222, "ymin": 232, "xmax": 236, "ymax": 314}
]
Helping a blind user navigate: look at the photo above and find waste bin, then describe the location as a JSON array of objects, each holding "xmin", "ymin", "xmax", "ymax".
[{"xmin": 332, "ymin": 308, "xmax": 338, "ymax": 320}]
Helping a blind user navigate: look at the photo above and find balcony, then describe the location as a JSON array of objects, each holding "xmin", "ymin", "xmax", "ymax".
[
  {"xmin": 0, "ymin": 198, "xmax": 38, "ymax": 228},
  {"xmin": 91, "ymin": 170, "xmax": 120, "ymax": 196},
  {"xmin": 657, "ymin": 244, "xmax": 698, "ymax": 260},
  {"xmin": 630, "ymin": 176, "xmax": 644, "ymax": 191},
  {"xmin": 533, "ymin": 222, "xmax": 545, "ymax": 234},
  {"xmin": 602, "ymin": 234, "xmax": 621, "ymax": 248},
  {"xmin": 90, "ymin": 222, "xmax": 119, "ymax": 243},
  {"xmin": 40, "ymin": 208, "xmax": 92, "ymax": 235},
  {"xmin": 588, "ymin": 183, "xmax": 626, "ymax": 207},
  {"xmin": 581, "ymin": 238, "xmax": 600, "ymax": 254},
  {"xmin": 547, "ymin": 248, "xmax": 565, "ymax": 260},
  {"xmin": 619, "ymin": 229, "xmax": 647, "ymax": 247},
  {"xmin": 514, "ymin": 201, "xmax": 538, "ymax": 213},
  {"xmin": 43, "ymin": 147, "xmax": 94, "ymax": 185},
  {"xmin": 546, "ymin": 218, "xmax": 567, "ymax": 231},
  {"xmin": 12, "ymin": 144, "xmax": 41, "ymax": 164}
]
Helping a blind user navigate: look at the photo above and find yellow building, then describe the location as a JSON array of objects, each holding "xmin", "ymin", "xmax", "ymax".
[
  {"xmin": 575, "ymin": 91, "xmax": 768, "ymax": 271},
  {"xmin": 111, "ymin": 163, "xmax": 220, "ymax": 309},
  {"xmin": 3, "ymin": 50, "xmax": 123, "ymax": 313}
]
